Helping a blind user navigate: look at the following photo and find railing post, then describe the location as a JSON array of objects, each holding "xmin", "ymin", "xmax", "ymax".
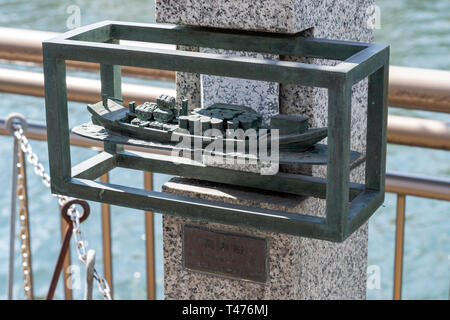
[
  {"xmin": 100, "ymin": 173, "xmax": 114, "ymax": 298},
  {"xmin": 8, "ymin": 137, "xmax": 19, "ymax": 300},
  {"xmin": 59, "ymin": 205, "xmax": 72, "ymax": 300},
  {"xmin": 144, "ymin": 172, "xmax": 156, "ymax": 300},
  {"xmin": 393, "ymin": 194, "xmax": 406, "ymax": 300}
]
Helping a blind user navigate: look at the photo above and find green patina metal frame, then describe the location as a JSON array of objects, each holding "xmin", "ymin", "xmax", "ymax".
[{"xmin": 42, "ymin": 21, "xmax": 389, "ymax": 242}]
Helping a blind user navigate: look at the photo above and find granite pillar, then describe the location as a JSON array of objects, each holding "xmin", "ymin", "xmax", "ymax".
[{"xmin": 156, "ymin": 0, "xmax": 375, "ymax": 299}]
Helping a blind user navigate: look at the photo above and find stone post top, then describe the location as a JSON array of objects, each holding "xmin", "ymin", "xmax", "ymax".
[{"xmin": 156, "ymin": 0, "xmax": 374, "ymax": 35}]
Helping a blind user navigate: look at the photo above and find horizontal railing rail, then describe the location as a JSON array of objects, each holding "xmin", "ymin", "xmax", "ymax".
[
  {"xmin": 388, "ymin": 66, "xmax": 450, "ymax": 114},
  {"xmin": 0, "ymin": 67, "xmax": 173, "ymax": 106},
  {"xmin": 0, "ymin": 28, "xmax": 175, "ymax": 81},
  {"xmin": 0, "ymin": 69, "xmax": 449, "ymax": 151},
  {"xmin": 388, "ymin": 115, "xmax": 450, "ymax": 150},
  {"xmin": 0, "ymin": 117, "xmax": 171, "ymax": 155},
  {"xmin": 386, "ymin": 172, "xmax": 450, "ymax": 201}
]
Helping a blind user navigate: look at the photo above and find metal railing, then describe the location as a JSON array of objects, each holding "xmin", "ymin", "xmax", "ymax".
[
  {"xmin": 386, "ymin": 172, "xmax": 450, "ymax": 299},
  {"xmin": 388, "ymin": 115, "xmax": 450, "ymax": 151},
  {"xmin": 0, "ymin": 28, "xmax": 175, "ymax": 81},
  {"xmin": 0, "ymin": 27, "xmax": 449, "ymax": 300},
  {"xmin": 1, "ymin": 28, "xmax": 449, "ymax": 114},
  {"xmin": 1, "ymin": 68, "xmax": 449, "ymax": 150}
]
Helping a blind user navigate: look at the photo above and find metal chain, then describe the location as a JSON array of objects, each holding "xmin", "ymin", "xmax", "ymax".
[
  {"xmin": 16, "ymin": 147, "xmax": 34, "ymax": 299},
  {"xmin": 12, "ymin": 124, "xmax": 112, "ymax": 300}
]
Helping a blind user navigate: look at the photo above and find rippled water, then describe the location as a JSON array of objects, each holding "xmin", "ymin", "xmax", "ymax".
[{"xmin": 0, "ymin": 0, "xmax": 448, "ymax": 300}]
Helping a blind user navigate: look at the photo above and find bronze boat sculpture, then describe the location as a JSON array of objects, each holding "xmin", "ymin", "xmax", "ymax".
[{"xmin": 87, "ymin": 94, "xmax": 328, "ymax": 153}]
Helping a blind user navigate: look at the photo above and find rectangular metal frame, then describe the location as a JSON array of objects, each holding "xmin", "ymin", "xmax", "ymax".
[{"xmin": 42, "ymin": 21, "xmax": 389, "ymax": 242}]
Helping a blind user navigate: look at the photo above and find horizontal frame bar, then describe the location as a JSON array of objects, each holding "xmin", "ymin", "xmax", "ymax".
[
  {"xmin": 43, "ymin": 40, "xmax": 344, "ymax": 87},
  {"xmin": 45, "ymin": 21, "xmax": 389, "ymax": 88},
  {"xmin": 341, "ymin": 44, "xmax": 390, "ymax": 85},
  {"xmin": 67, "ymin": 148, "xmax": 384, "ymax": 242},
  {"xmin": 346, "ymin": 190, "xmax": 384, "ymax": 238},
  {"xmin": 73, "ymin": 150, "xmax": 365, "ymax": 200},
  {"xmin": 109, "ymin": 22, "xmax": 369, "ymax": 61},
  {"xmin": 50, "ymin": 20, "xmax": 112, "ymax": 42},
  {"xmin": 64, "ymin": 177, "xmax": 339, "ymax": 241},
  {"xmin": 71, "ymin": 152, "xmax": 116, "ymax": 180}
]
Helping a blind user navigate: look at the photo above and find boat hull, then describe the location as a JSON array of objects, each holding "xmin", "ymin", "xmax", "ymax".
[{"xmin": 88, "ymin": 99, "xmax": 328, "ymax": 152}]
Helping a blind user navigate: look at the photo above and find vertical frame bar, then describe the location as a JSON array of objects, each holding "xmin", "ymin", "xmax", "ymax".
[
  {"xmin": 144, "ymin": 172, "xmax": 156, "ymax": 300},
  {"xmin": 97, "ymin": 34, "xmax": 116, "ymax": 294},
  {"xmin": 100, "ymin": 39, "xmax": 122, "ymax": 156},
  {"xmin": 366, "ymin": 63, "xmax": 389, "ymax": 192},
  {"xmin": 100, "ymin": 173, "xmax": 114, "ymax": 298},
  {"xmin": 43, "ymin": 49, "xmax": 73, "ymax": 298},
  {"xmin": 100, "ymin": 39, "xmax": 122, "ymax": 100},
  {"xmin": 100, "ymin": 66, "xmax": 122, "ymax": 101},
  {"xmin": 326, "ymin": 83, "xmax": 352, "ymax": 239},
  {"xmin": 42, "ymin": 46, "xmax": 71, "ymax": 192}
]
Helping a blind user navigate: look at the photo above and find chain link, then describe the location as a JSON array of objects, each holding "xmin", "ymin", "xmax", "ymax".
[{"xmin": 12, "ymin": 124, "xmax": 112, "ymax": 300}]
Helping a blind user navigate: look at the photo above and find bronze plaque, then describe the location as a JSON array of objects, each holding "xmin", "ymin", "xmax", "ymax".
[{"xmin": 183, "ymin": 225, "xmax": 267, "ymax": 283}]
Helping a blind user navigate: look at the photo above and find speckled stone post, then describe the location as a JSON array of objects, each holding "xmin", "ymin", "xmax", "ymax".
[{"xmin": 156, "ymin": 0, "xmax": 375, "ymax": 299}]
